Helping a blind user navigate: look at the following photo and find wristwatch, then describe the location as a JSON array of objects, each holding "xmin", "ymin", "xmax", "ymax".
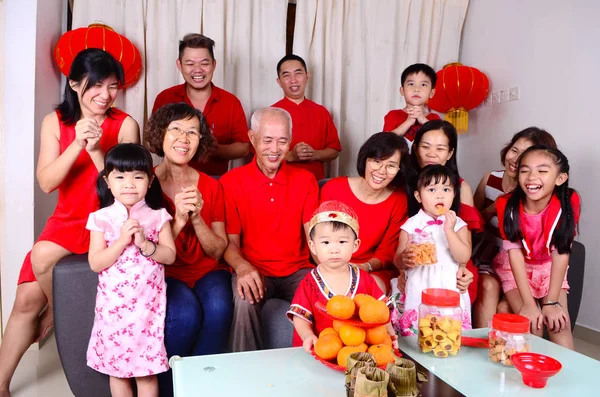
[
  {"xmin": 542, "ymin": 300, "xmax": 562, "ymax": 307},
  {"xmin": 366, "ymin": 262, "xmax": 373, "ymax": 272}
]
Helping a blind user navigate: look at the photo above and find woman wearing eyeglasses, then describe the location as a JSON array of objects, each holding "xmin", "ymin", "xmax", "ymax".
[
  {"xmin": 145, "ymin": 102, "xmax": 232, "ymax": 397},
  {"xmin": 319, "ymin": 132, "xmax": 410, "ymax": 293}
]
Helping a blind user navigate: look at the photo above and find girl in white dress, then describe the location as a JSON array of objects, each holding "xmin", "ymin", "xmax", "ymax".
[{"xmin": 392, "ymin": 165, "xmax": 472, "ymax": 336}]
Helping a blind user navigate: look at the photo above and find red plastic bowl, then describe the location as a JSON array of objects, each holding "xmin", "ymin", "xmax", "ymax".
[{"xmin": 511, "ymin": 352, "xmax": 562, "ymax": 388}]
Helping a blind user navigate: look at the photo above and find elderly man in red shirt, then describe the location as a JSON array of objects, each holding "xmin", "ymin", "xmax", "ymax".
[
  {"xmin": 152, "ymin": 33, "xmax": 249, "ymax": 176},
  {"xmin": 271, "ymin": 54, "xmax": 342, "ymax": 181},
  {"xmin": 221, "ymin": 107, "xmax": 319, "ymax": 352}
]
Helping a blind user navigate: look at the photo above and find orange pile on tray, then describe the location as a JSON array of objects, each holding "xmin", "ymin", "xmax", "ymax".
[{"xmin": 313, "ymin": 294, "xmax": 395, "ymax": 368}]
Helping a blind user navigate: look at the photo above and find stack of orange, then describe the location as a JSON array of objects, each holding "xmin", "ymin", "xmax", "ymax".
[{"xmin": 313, "ymin": 294, "xmax": 396, "ymax": 368}]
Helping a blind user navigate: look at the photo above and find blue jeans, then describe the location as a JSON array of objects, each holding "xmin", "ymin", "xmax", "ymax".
[{"xmin": 158, "ymin": 270, "xmax": 233, "ymax": 397}]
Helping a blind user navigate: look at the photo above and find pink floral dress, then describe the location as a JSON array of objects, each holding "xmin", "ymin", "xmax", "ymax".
[{"xmin": 85, "ymin": 200, "xmax": 172, "ymax": 378}]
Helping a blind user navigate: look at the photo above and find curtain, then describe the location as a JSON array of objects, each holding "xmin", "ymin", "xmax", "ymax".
[
  {"xmin": 73, "ymin": 0, "xmax": 287, "ymax": 145},
  {"xmin": 293, "ymin": 0, "xmax": 469, "ymax": 177}
]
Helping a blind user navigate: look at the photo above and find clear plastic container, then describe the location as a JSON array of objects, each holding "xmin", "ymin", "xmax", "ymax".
[
  {"xmin": 408, "ymin": 230, "xmax": 437, "ymax": 266},
  {"xmin": 418, "ymin": 288, "xmax": 462, "ymax": 357},
  {"xmin": 488, "ymin": 313, "xmax": 531, "ymax": 366}
]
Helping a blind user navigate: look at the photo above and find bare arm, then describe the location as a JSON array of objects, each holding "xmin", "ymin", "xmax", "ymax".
[
  {"xmin": 36, "ymin": 112, "xmax": 87, "ymax": 193},
  {"xmin": 214, "ymin": 142, "xmax": 250, "ymax": 160},
  {"xmin": 508, "ymin": 248, "xmax": 536, "ymax": 308},
  {"xmin": 546, "ymin": 251, "xmax": 569, "ymax": 303},
  {"xmin": 141, "ymin": 223, "xmax": 177, "ymax": 265},
  {"xmin": 460, "ymin": 180, "xmax": 475, "ymax": 207},
  {"xmin": 446, "ymin": 226, "xmax": 472, "ymax": 265},
  {"xmin": 88, "ymin": 230, "xmax": 129, "ymax": 273},
  {"xmin": 393, "ymin": 230, "xmax": 412, "ymax": 270},
  {"xmin": 313, "ymin": 148, "xmax": 340, "ymax": 162},
  {"xmin": 293, "ymin": 316, "xmax": 317, "ymax": 352},
  {"xmin": 473, "ymin": 173, "xmax": 490, "ymax": 211},
  {"xmin": 224, "ymin": 234, "xmax": 265, "ymax": 303},
  {"xmin": 191, "ymin": 219, "xmax": 227, "ymax": 260},
  {"xmin": 118, "ymin": 116, "xmax": 141, "ymax": 144}
]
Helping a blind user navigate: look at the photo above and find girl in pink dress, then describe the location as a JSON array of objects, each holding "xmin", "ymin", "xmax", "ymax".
[
  {"xmin": 86, "ymin": 144, "xmax": 176, "ymax": 396},
  {"xmin": 495, "ymin": 146, "xmax": 580, "ymax": 349}
]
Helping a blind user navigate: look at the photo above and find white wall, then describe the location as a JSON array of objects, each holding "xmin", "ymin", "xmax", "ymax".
[
  {"xmin": 1, "ymin": 0, "xmax": 63, "ymax": 330},
  {"xmin": 459, "ymin": 0, "xmax": 600, "ymax": 330}
]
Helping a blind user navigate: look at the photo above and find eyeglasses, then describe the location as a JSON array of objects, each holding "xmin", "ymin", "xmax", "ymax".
[
  {"xmin": 367, "ymin": 158, "xmax": 400, "ymax": 175},
  {"xmin": 167, "ymin": 126, "xmax": 201, "ymax": 140}
]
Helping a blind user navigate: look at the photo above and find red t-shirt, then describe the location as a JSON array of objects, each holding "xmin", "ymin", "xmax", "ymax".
[
  {"xmin": 382, "ymin": 109, "xmax": 440, "ymax": 145},
  {"xmin": 162, "ymin": 172, "xmax": 227, "ymax": 287},
  {"xmin": 152, "ymin": 83, "xmax": 249, "ymax": 176},
  {"xmin": 271, "ymin": 97, "xmax": 342, "ymax": 181},
  {"xmin": 320, "ymin": 177, "xmax": 408, "ymax": 268},
  {"xmin": 220, "ymin": 160, "xmax": 319, "ymax": 277},
  {"xmin": 287, "ymin": 265, "xmax": 386, "ymax": 346}
]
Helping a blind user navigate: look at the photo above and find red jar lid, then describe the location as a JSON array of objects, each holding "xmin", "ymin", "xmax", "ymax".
[
  {"xmin": 492, "ymin": 313, "xmax": 530, "ymax": 333},
  {"xmin": 421, "ymin": 288, "xmax": 460, "ymax": 307}
]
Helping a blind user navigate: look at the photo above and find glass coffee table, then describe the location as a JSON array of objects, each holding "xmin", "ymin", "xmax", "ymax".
[
  {"xmin": 170, "ymin": 329, "xmax": 599, "ymax": 396},
  {"xmin": 398, "ymin": 328, "xmax": 600, "ymax": 396}
]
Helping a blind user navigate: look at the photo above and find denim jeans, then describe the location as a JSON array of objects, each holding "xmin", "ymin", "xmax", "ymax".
[{"xmin": 158, "ymin": 270, "xmax": 233, "ymax": 397}]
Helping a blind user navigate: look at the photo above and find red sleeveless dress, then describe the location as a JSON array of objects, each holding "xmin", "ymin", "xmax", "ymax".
[{"xmin": 18, "ymin": 109, "xmax": 129, "ymax": 284}]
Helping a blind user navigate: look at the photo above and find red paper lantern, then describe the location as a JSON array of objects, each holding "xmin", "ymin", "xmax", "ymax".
[
  {"xmin": 54, "ymin": 23, "xmax": 142, "ymax": 88},
  {"xmin": 428, "ymin": 63, "xmax": 489, "ymax": 134}
]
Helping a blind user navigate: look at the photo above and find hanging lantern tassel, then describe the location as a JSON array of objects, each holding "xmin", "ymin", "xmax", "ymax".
[
  {"xmin": 427, "ymin": 63, "xmax": 489, "ymax": 135},
  {"xmin": 446, "ymin": 107, "xmax": 469, "ymax": 134}
]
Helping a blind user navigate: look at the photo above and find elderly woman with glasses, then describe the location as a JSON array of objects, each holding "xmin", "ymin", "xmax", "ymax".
[
  {"xmin": 320, "ymin": 132, "xmax": 410, "ymax": 293},
  {"xmin": 145, "ymin": 102, "xmax": 233, "ymax": 397}
]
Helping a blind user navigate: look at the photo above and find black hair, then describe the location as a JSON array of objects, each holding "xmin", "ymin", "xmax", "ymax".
[
  {"xmin": 178, "ymin": 33, "xmax": 216, "ymax": 61},
  {"xmin": 415, "ymin": 164, "xmax": 461, "ymax": 215},
  {"xmin": 357, "ymin": 132, "xmax": 410, "ymax": 188},
  {"xmin": 407, "ymin": 120, "xmax": 459, "ymax": 215},
  {"xmin": 96, "ymin": 143, "xmax": 163, "ymax": 210},
  {"xmin": 56, "ymin": 49, "xmax": 124, "ymax": 126},
  {"xmin": 499, "ymin": 127, "xmax": 557, "ymax": 165},
  {"xmin": 309, "ymin": 221, "xmax": 358, "ymax": 241},
  {"xmin": 503, "ymin": 145, "xmax": 578, "ymax": 254},
  {"xmin": 276, "ymin": 54, "xmax": 308, "ymax": 77},
  {"xmin": 401, "ymin": 63, "xmax": 437, "ymax": 88}
]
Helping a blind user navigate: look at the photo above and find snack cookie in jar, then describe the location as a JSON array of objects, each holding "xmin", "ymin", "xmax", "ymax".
[
  {"xmin": 407, "ymin": 230, "xmax": 437, "ymax": 266},
  {"xmin": 418, "ymin": 289, "xmax": 462, "ymax": 357},
  {"xmin": 489, "ymin": 313, "xmax": 531, "ymax": 366}
]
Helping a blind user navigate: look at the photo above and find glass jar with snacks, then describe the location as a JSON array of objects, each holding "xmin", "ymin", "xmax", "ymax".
[
  {"xmin": 488, "ymin": 313, "xmax": 531, "ymax": 366},
  {"xmin": 418, "ymin": 288, "xmax": 462, "ymax": 357},
  {"xmin": 407, "ymin": 230, "xmax": 437, "ymax": 266}
]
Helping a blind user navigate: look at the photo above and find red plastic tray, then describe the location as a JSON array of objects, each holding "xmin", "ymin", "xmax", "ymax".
[
  {"xmin": 310, "ymin": 348, "xmax": 402, "ymax": 372},
  {"xmin": 314, "ymin": 301, "xmax": 388, "ymax": 328}
]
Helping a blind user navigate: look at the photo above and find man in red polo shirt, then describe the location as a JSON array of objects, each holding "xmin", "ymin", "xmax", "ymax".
[
  {"xmin": 152, "ymin": 33, "xmax": 249, "ymax": 176},
  {"xmin": 271, "ymin": 54, "xmax": 342, "ymax": 181},
  {"xmin": 221, "ymin": 107, "xmax": 319, "ymax": 352}
]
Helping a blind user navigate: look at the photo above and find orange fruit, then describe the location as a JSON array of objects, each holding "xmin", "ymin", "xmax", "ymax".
[
  {"xmin": 339, "ymin": 324, "xmax": 366, "ymax": 346},
  {"xmin": 359, "ymin": 299, "xmax": 390, "ymax": 324},
  {"xmin": 337, "ymin": 345, "xmax": 364, "ymax": 368},
  {"xmin": 327, "ymin": 296, "xmax": 355, "ymax": 320},
  {"xmin": 356, "ymin": 343, "xmax": 368, "ymax": 352},
  {"xmin": 319, "ymin": 327, "xmax": 338, "ymax": 338},
  {"xmin": 367, "ymin": 344, "xmax": 396, "ymax": 367},
  {"xmin": 353, "ymin": 294, "xmax": 376, "ymax": 316},
  {"xmin": 332, "ymin": 320, "xmax": 345, "ymax": 333},
  {"xmin": 365, "ymin": 325, "xmax": 388, "ymax": 345},
  {"xmin": 314, "ymin": 334, "xmax": 343, "ymax": 361},
  {"xmin": 382, "ymin": 334, "xmax": 393, "ymax": 347}
]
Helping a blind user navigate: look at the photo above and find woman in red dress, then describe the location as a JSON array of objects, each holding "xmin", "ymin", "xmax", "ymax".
[
  {"xmin": 320, "ymin": 133, "xmax": 410, "ymax": 293},
  {"xmin": 403, "ymin": 120, "xmax": 480, "ymax": 301},
  {"xmin": 0, "ymin": 49, "xmax": 139, "ymax": 397}
]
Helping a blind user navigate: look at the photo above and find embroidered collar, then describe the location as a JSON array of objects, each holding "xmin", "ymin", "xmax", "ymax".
[{"xmin": 312, "ymin": 264, "xmax": 359, "ymax": 300}]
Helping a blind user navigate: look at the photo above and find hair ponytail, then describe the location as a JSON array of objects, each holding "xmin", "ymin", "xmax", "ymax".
[{"xmin": 504, "ymin": 145, "xmax": 579, "ymax": 253}]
